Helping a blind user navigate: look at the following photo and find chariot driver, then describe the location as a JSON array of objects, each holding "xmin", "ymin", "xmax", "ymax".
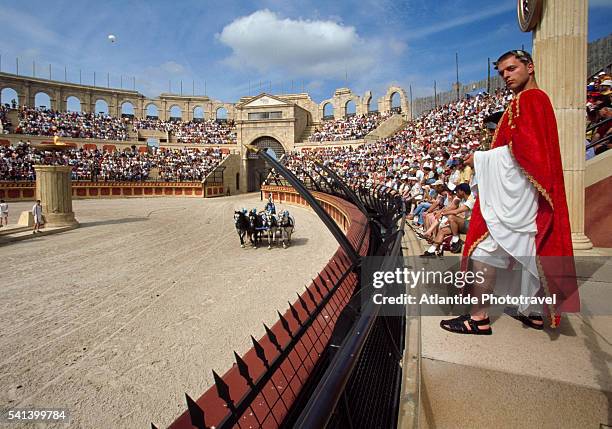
[
  {"xmin": 440, "ymin": 50, "xmax": 580, "ymax": 335},
  {"xmin": 265, "ymin": 194, "xmax": 276, "ymax": 214}
]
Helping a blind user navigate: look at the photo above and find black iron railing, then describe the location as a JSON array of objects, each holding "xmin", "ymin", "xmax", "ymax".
[{"xmin": 160, "ymin": 156, "xmax": 406, "ymax": 429}]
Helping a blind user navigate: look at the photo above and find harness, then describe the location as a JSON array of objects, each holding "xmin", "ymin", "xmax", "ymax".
[{"xmin": 280, "ymin": 215, "xmax": 294, "ymax": 228}]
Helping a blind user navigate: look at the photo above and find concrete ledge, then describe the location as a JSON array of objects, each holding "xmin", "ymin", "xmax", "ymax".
[
  {"xmin": 0, "ymin": 224, "xmax": 79, "ymax": 245},
  {"xmin": 420, "ymin": 356, "xmax": 611, "ymax": 429},
  {"xmin": 397, "ymin": 230, "xmax": 422, "ymax": 429},
  {"xmin": 0, "ymin": 224, "xmax": 31, "ymax": 236}
]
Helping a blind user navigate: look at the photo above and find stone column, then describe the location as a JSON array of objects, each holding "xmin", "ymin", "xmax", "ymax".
[
  {"xmin": 532, "ymin": 0, "xmax": 592, "ymax": 250},
  {"xmin": 34, "ymin": 165, "xmax": 79, "ymax": 227}
]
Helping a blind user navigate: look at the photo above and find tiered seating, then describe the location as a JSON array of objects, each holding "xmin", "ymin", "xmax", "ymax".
[
  {"xmin": 0, "ymin": 142, "xmax": 226, "ymax": 182},
  {"xmin": 308, "ymin": 112, "xmax": 390, "ymax": 142}
]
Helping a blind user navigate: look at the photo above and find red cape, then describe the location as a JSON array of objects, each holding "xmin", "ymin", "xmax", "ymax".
[{"xmin": 463, "ymin": 88, "xmax": 580, "ymax": 327}]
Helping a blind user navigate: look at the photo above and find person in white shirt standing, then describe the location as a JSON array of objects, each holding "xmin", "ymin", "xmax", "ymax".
[
  {"xmin": 32, "ymin": 200, "xmax": 43, "ymax": 234},
  {"xmin": 0, "ymin": 199, "xmax": 8, "ymax": 227}
]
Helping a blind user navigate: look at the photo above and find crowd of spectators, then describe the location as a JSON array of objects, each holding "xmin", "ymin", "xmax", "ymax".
[
  {"xmin": 132, "ymin": 118, "xmax": 237, "ymax": 144},
  {"xmin": 586, "ymin": 71, "xmax": 612, "ymax": 158},
  {"xmin": 286, "ymin": 89, "xmax": 509, "ymax": 191},
  {"xmin": 13, "ymin": 106, "xmax": 130, "ymax": 140},
  {"xmin": 2, "ymin": 105, "xmax": 237, "ymax": 145},
  {"xmin": 0, "ymin": 141, "xmax": 226, "ymax": 182},
  {"xmin": 308, "ymin": 111, "xmax": 391, "ymax": 142}
]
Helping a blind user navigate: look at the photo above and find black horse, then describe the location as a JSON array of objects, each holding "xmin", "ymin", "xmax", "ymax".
[
  {"xmin": 248, "ymin": 211, "xmax": 265, "ymax": 248},
  {"xmin": 234, "ymin": 210, "xmax": 250, "ymax": 248}
]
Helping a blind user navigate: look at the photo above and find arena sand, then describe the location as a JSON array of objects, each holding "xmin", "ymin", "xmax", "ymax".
[{"xmin": 0, "ymin": 194, "xmax": 338, "ymax": 428}]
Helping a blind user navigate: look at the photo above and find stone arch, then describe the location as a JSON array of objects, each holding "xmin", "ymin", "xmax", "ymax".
[
  {"xmin": 66, "ymin": 95, "xmax": 82, "ymax": 112},
  {"xmin": 381, "ymin": 86, "xmax": 409, "ymax": 116},
  {"xmin": 345, "ymin": 99, "xmax": 357, "ymax": 117},
  {"xmin": 145, "ymin": 102, "xmax": 160, "ymax": 118},
  {"xmin": 169, "ymin": 104, "xmax": 182, "ymax": 120},
  {"xmin": 1, "ymin": 87, "xmax": 19, "ymax": 106},
  {"xmin": 249, "ymin": 134, "xmax": 287, "ymax": 156},
  {"xmin": 246, "ymin": 135, "xmax": 287, "ymax": 192},
  {"xmin": 94, "ymin": 99, "xmax": 109, "ymax": 114},
  {"xmin": 34, "ymin": 91, "xmax": 52, "ymax": 109},
  {"xmin": 363, "ymin": 91, "xmax": 375, "ymax": 113},
  {"xmin": 391, "ymin": 92, "xmax": 401, "ymax": 111},
  {"xmin": 193, "ymin": 105, "xmax": 204, "ymax": 121},
  {"xmin": 320, "ymin": 100, "xmax": 334, "ymax": 120},
  {"xmin": 216, "ymin": 106, "xmax": 228, "ymax": 121},
  {"xmin": 121, "ymin": 100, "xmax": 135, "ymax": 117}
]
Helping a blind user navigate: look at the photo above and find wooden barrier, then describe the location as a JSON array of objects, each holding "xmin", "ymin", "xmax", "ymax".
[
  {"xmin": 0, "ymin": 181, "xmax": 204, "ymax": 201},
  {"xmin": 204, "ymin": 183, "xmax": 226, "ymax": 198}
]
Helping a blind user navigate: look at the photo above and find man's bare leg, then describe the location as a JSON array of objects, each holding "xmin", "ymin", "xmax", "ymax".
[
  {"xmin": 423, "ymin": 213, "xmax": 435, "ymax": 231},
  {"xmin": 424, "ymin": 218, "xmax": 439, "ymax": 238},
  {"xmin": 467, "ymin": 259, "xmax": 496, "ymax": 330},
  {"xmin": 449, "ymin": 215, "xmax": 461, "ymax": 236},
  {"xmin": 434, "ymin": 225, "xmax": 450, "ymax": 246}
]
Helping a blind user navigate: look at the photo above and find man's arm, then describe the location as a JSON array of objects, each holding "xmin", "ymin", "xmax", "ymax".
[
  {"xmin": 425, "ymin": 199, "xmax": 440, "ymax": 213},
  {"xmin": 444, "ymin": 205, "xmax": 469, "ymax": 216},
  {"xmin": 437, "ymin": 198, "xmax": 460, "ymax": 216}
]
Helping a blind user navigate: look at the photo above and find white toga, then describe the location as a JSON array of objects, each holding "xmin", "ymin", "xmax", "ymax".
[
  {"xmin": 471, "ymin": 146, "xmax": 540, "ymax": 313},
  {"xmin": 32, "ymin": 204, "xmax": 43, "ymax": 224}
]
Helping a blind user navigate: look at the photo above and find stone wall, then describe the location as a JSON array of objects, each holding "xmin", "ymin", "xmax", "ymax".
[
  {"xmin": 364, "ymin": 113, "xmax": 407, "ymax": 142},
  {"xmin": 0, "ymin": 72, "xmax": 236, "ymax": 121},
  {"xmin": 215, "ymin": 153, "xmax": 242, "ymax": 196}
]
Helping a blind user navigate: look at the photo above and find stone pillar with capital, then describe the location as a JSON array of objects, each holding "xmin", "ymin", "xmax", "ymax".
[
  {"xmin": 34, "ymin": 165, "xmax": 79, "ymax": 227},
  {"xmin": 530, "ymin": 0, "xmax": 593, "ymax": 250}
]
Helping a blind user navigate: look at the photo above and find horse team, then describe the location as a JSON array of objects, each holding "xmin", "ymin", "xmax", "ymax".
[{"xmin": 234, "ymin": 207, "xmax": 295, "ymax": 249}]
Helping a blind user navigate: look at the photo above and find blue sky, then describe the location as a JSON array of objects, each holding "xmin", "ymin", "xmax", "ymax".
[{"xmin": 0, "ymin": 0, "xmax": 611, "ymax": 105}]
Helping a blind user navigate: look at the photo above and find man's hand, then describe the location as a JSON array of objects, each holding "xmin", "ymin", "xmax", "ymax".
[{"xmin": 464, "ymin": 153, "xmax": 475, "ymax": 168}]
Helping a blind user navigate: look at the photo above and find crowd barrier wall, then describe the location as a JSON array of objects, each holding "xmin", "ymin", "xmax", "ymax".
[{"xmin": 0, "ymin": 181, "xmax": 205, "ymax": 200}]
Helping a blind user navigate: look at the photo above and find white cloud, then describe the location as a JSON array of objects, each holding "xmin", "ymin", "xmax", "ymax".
[
  {"xmin": 217, "ymin": 9, "xmax": 378, "ymax": 78},
  {"xmin": 405, "ymin": 3, "xmax": 515, "ymax": 40}
]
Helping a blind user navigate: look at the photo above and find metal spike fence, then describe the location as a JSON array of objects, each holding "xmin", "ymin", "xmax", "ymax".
[{"xmin": 160, "ymin": 161, "xmax": 405, "ymax": 429}]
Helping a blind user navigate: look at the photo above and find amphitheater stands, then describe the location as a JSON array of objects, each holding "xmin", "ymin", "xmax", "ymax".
[
  {"xmin": 132, "ymin": 118, "xmax": 237, "ymax": 144},
  {"xmin": 14, "ymin": 106, "xmax": 130, "ymax": 140},
  {"xmin": 308, "ymin": 111, "xmax": 391, "ymax": 142},
  {"xmin": 4, "ymin": 105, "xmax": 237, "ymax": 145},
  {"xmin": 0, "ymin": 142, "xmax": 226, "ymax": 182},
  {"xmin": 288, "ymin": 89, "xmax": 510, "ymax": 189}
]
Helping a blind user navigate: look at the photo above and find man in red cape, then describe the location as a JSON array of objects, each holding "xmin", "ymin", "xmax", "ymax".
[{"xmin": 440, "ymin": 50, "xmax": 580, "ymax": 335}]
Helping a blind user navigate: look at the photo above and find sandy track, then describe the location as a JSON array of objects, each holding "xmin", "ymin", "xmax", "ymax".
[{"xmin": 0, "ymin": 194, "xmax": 337, "ymax": 428}]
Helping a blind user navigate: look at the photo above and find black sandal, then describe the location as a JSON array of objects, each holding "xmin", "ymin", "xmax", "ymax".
[
  {"xmin": 503, "ymin": 307, "xmax": 544, "ymax": 330},
  {"xmin": 440, "ymin": 315, "xmax": 492, "ymax": 335}
]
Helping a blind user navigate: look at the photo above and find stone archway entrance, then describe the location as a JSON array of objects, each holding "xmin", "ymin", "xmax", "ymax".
[{"xmin": 247, "ymin": 136, "xmax": 286, "ymax": 192}]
